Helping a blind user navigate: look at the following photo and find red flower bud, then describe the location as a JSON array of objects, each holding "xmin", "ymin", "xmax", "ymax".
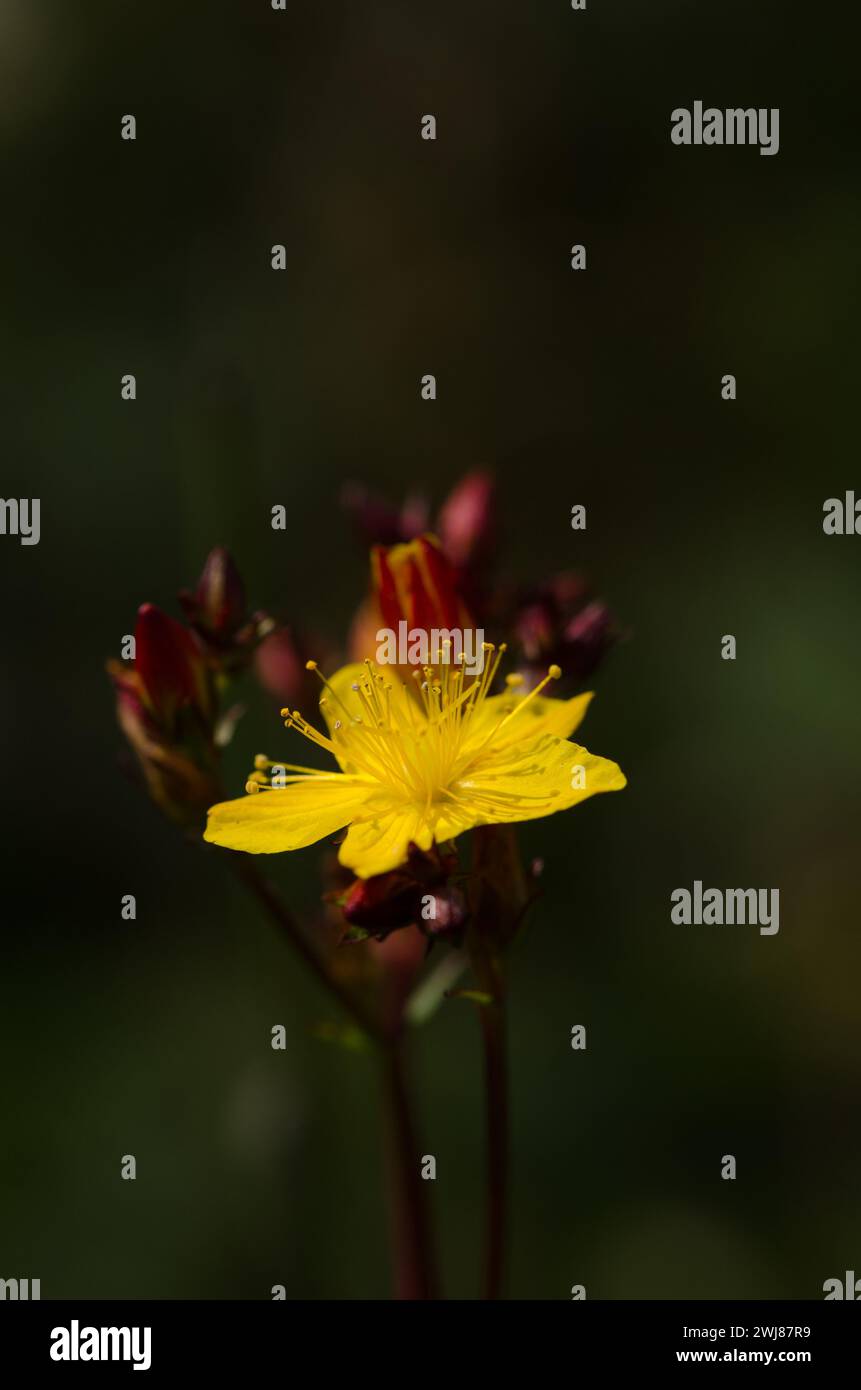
[
  {"xmin": 512, "ymin": 599, "xmax": 558, "ymax": 663},
  {"xmin": 511, "ymin": 577, "xmax": 617, "ymax": 682},
  {"xmin": 562, "ymin": 600, "xmax": 615, "ymax": 678},
  {"xmin": 254, "ymin": 626, "xmax": 307, "ymax": 706},
  {"xmin": 179, "ymin": 546, "xmax": 246, "ymax": 643},
  {"xmin": 437, "ymin": 470, "xmax": 495, "ymax": 570},
  {"xmin": 107, "ymin": 654, "xmax": 219, "ymax": 824},
  {"xmin": 135, "ymin": 603, "xmax": 211, "ymax": 729},
  {"xmin": 342, "ymin": 871, "xmax": 423, "ymax": 935},
  {"xmin": 371, "ymin": 534, "xmax": 465, "ymax": 635},
  {"xmin": 341, "ymin": 483, "xmax": 429, "ymax": 548},
  {"xmin": 340, "ymin": 845, "xmax": 466, "ymax": 941}
]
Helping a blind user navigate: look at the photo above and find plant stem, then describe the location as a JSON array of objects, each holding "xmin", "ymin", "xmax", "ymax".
[
  {"xmin": 227, "ymin": 853, "xmax": 384, "ymax": 1041},
  {"xmin": 227, "ymin": 852, "xmax": 438, "ymax": 1297},
  {"xmin": 474, "ymin": 949, "xmax": 508, "ymax": 1300},
  {"xmin": 380, "ymin": 1039, "xmax": 438, "ymax": 1299},
  {"xmin": 467, "ymin": 824, "xmax": 525, "ymax": 1300}
]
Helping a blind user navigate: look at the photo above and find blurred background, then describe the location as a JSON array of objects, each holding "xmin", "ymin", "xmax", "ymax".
[{"xmin": 1, "ymin": 0, "xmax": 859, "ymax": 1298}]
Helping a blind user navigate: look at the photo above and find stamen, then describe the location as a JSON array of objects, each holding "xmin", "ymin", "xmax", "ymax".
[
  {"xmin": 306, "ymin": 659, "xmax": 357, "ymax": 723},
  {"xmin": 491, "ymin": 662, "xmax": 561, "ymax": 736},
  {"xmin": 254, "ymin": 647, "xmax": 567, "ymax": 810}
]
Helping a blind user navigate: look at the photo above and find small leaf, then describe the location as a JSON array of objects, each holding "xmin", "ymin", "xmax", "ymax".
[
  {"xmin": 339, "ymin": 924, "xmax": 371, "ymax": 945},
  {"xmin": 213, "ymin": 702, "xmax": 245, "ymax": 749},
  {"xmin": 445, "ymin": 988, "xmax": 495, "ymax": 1007},
  {"xmin": 404, "ymin": 949, "xmax": 468, "ymax": 1026}
]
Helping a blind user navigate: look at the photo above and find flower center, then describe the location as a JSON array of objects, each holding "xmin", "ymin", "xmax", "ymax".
[{"xmin": 245, "ymin": 645, "xmax": 562, "ymax": 810}]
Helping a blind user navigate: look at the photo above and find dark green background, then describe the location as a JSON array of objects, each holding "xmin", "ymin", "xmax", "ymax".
[{"xmin": 1, "ymin": 0, "xmax": 859, "ymax": 1298}]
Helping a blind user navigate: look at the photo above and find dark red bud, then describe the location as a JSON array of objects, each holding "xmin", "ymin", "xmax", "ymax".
[
  {"xmin": 513, "ymin": 599, "xmax": 558, "ymax": 662},
  {"xmin": 438, "ymin": 471, "xmax": 495, "ymax": 569},
  {"xmin": 341, "ymin": 844, "xmax": 466, "ymax": 939},
  {"xmin": 342, "ymin": 872, "xmax": 422, "ymax": 935},
  {"xmin": 135, "ymin": 604, "xmax": 207, "ymax": 728},
  {"xmin": 179, "ymin": 546, "xmax": 246, "ymax": 641},
  {"xmin": 342, "ymin": 484, "xmax": 429, "ymax": 547},
  {"xmin": 562, "ymin": 600, "xmax": 615, "ymax": 677},
  {"xmin": 254, "ymin": 626, "xmax": 306, "ymax": 705}
]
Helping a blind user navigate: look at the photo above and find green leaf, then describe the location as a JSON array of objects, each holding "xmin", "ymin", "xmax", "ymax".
[
  {"xmin": 404, "ymin": 949, "xmax": 468, "ymax": 1026},
  {"xmin": 445, "ymin": 988, "xmax": 495, "ymax": 1007},
  {"xmin": 339, "ymin": 924, "xmax": 371, "ymax": 945}
]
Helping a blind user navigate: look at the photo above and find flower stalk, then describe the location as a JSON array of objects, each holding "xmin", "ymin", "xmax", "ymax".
[
  {"xmin": 468, "ymin": 928, "xmax": 508, "ymax": 1300},
  {"xmin": 226, "ymin": 853, "xmax": 385, "ymax": 1042},
  {"xmin": 227, "ymin": 853, "xmax": 438, "ymax": 1298},
  {"xmin": 380, "ymin": 1040, "xmax": 439, "ymax": 1300},
  {"xmin": 107, "ymin": 520, "xmax": 626, "ymax": 1303},
  {"xmin": 466, "ymin": 823, "xmax": 534, "ymax": 1299}
]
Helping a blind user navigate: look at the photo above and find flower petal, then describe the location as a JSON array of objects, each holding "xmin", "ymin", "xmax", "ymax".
[
  {"xmin": 464, "ymin": 689, "xmax": 593, "ymax": 750},
  {"xmin": 447, "ymin": 733, "xmax": 625, "ymax": 831},
  {"xmin": 338, "ymin": 805, "xmax": 434, "ymax": 879},
  {"xmin": 204, "ymin": 776, "xmax": 371, "ymax": 854}
]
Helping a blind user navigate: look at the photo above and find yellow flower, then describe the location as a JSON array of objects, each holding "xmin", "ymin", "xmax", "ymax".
[{"xmin": 204, "ymin": 647, "xmax": 626, "ymax": 878}]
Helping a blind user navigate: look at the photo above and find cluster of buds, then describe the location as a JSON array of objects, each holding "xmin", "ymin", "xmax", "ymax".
[
  {"xmin": 343, "ymin": 470, "xmax": 495, "ymax": 613},
  {"xmin": 337, "ymin": 845, "xmax": 468, "ymax": 944},
  {"xmin": 315, "ymin": 846, "xmax": 468, "ymax": 1036},
  {"xmin": 178, "ymin": 545, "xmax": 286, "ymax": 684},
  {"xmin": 345, "ymin": 474, "xmax": 617, "ymax": 693},
  {"xmin": 108, "ymin": 547, "xmax": 327, "ymax": 827},
  {"xmin": 509, "ymin": 573, "xmax": 617, "ymax": 689},
  {"xmin": 107, "ymin": 603, "xmax": 220, "ymax": 824},
  {"xmin": 109, "ymin": 478, "xmax": 620, "ymax": 971}
]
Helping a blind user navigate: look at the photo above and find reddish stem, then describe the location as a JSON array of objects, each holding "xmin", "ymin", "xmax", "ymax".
[{"xmin": 381, "ymin": 1040, "xmax": 439, "ymax": 1300}]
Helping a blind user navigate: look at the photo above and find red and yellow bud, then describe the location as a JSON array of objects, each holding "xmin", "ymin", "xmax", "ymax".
[
  {"xmin": 107, "ymin": 604, "xmax": 219, "ymax": 824},
  {"xmin": 371, "ymin": 534, "xmax": 468, "ymax": 635}
]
